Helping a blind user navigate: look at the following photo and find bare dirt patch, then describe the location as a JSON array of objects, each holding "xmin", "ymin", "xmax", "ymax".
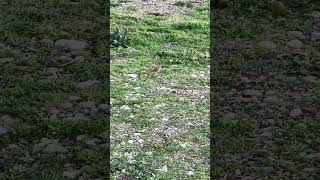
[{"xmin": 112, "ymin": 0, "xmax": 204, "ymax": 16}]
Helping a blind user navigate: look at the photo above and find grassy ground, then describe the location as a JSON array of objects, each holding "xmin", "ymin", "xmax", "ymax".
[
  {"xmin": 211, "ymin": 0, "xmax": 320, "ymax": 179},
  {"xmin": 111, "ymin": 0, "xmax": 209, "ymax": 179},
  {"xmin": 0, "ymin": 0, "xmax": 108, "ymax": 179}
]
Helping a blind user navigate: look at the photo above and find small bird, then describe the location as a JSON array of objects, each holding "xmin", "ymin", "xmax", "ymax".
[
  {"xmin": 149, "ymin": 65, "xmax": 161, "ymax": 73},
  {"xmin": 271, "ymin": 1, "xmax": 287, "ymax": 17}
]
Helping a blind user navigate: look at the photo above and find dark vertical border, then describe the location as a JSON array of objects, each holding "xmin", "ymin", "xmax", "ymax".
[
  {"xmin": 209, "ymin": 0, "xmax": 214, "ymax": 179},
  {"xmin": 93, "ymin": 0, "xmax": 111, "ymax": 178},
  {"xmin": 105, "ymin": 0, "xmax": 111, "ymax": 179}
]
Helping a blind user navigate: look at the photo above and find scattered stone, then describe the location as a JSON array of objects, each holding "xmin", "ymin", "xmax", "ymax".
[
  {"xmin": 295, "ymin": 122, "xmax": 307, "ymax": 129},
  {"xmin": 69, "ymin": 96, "xmax": 82, "ymax": 101},
  {"xmin": 264, "ymin": 96, "xmax": 279, "ymax": 103},
  {"xmin": 1, "ymin": 114, "xmax": 19, "ymax": 127},
  {"xmin": 75, "ymin": 80, "xmax": 100, "ymax": 89},
  {"xmin": 287, "ymin": 31, "xmax": 306, "ymax": 40},
  {"xmin": 55, "ymin": 39, "xmax": 89, "ymax": 51},
  {"xmin": 56, "ymin": 55, "xmax": 73, "ymax": 63},
  {"xmin": 70, "ymin": 50, "xmax": 90, "ymax": 57},
  {"xmin": 47, "ymin": 75, "xmax": 58, "ymax": 80},
  {"xmin": 311, "ymin": 31, "xmax": 320, "ymax": 41},
  {"xmin": 266, "ymin": 90, "xmax": 277, "ymax": 95},
  {"xmin": 63, "ymin": 169, "xmax": 81, "ymax": 179},
  {"xmin": 0, "ymin": 57, "xmax": 14, "ymax": 64},
  {"xmin": 66, "ymin": 113, "xmax": 90, "ymax": 121},
  {"xmin": 223, "ymin": 112, "xmax": 236, "ymax": 120},
  {"xmin": 289, "ymin": 107, "xmax": 303, "ymax": 118},
  {"xmin": 286, "ymin": 92, "xmax": 302, "ymax": 101},
  {"xmin": 43, "ymin": 142, "xmax": 68, "ymax": 153},
  {"xmin": 33, "ymin": 143, "xmax": 46, "ymax": 152},
  {"xmin": 64, "ymin": 163, "xmax": 73, "ymax": 168},
  {"xmin": 85, "ymin": 138, "xmax": 100, "ymax": 146},
  {"xmin": 1, "ymin": 46, "xmax": 13, "ymax": 53},
  {"xmin": 305, "ymin": 153, "xmax": 320, "ymax": 160},
  {"xmin": 265, "ymin": 119, "xmax": 275, "ymax": 126},
  {"xmin": 260, "ymin": 127, "xmax": 273, "ymax": 138},
  {"xmin": 33, "ymin": 138, "xmax": 57, "ymax": 152},
  {"xmin": 240, "ymin": 76, "xmax": 251, "ymax": 83},
  {"xmin": 235, "ymin": 169, "xmax": 241, "ymax": 175},
  {"xmin": 7, "ymin": 144, "xmax": 19, "ymax": 149},
  {"xmin": 303, "ymin": 167, "xmax": 315, "ymax": 172},
  {"xmin": 221, "ymin": 40, "xmax": 237, "ymax": 49},
  {"xmin": 243, "ymin": 89, "xmax": 263, "ymax": 97},
  {"xmin": 79, "ymin": 101, "xmax": 96, "ymax": 109},
  {"xmin": 301, "ymin": 106, "xmax": 317, "ymax": 114},
  {"xmin": 287, "ymin": 39, "xmax": 303, "ymax": 49},
  {"xmin": 0, "ymin": 127, "xmax": 8, "ymax": 136},
  {"xmin": 76, "ymin": 135, "xmax": 88, "ymax": 142},
  {"xmin": 74, "ymin": 113, "xmax": 86, "ymax": 118},
  {"xmin": 49, "ymin": 114, "xmax": 58, "ymax": 121},
  {"xmin": 9, "ymin": 49, "xmax": 22, "ymax": 57},
  {"xmin": 47, "ymin": 107, "xmax": 59, "ymax": 114},
  {"xmin": 74, "ymin": 56, "xmax": 85, "ymax": 62},
  {"xmin": 258, "ymin": 41, "xmax": 277, "ymax": 49},
  {"xmin": 60, "ymin": 102, "xmax": 73, "ymax": 109},
  {"xmin": 302, "ymin": 76, "xmax": 317, "ymax": 83},
  {"xmin": 46, "ymin": 67, "xmax": 59, "ymax": 76},
  {"xmin": 311, "ymin": 11, "xmax": 320, "ymax": 19},
  {"xmin": 40, "ymin": 39, "xmax": 54, "ymax": 47},
  {"xmin": 41, "ymin": 138, "xmax": 57, "ymax": 144}
]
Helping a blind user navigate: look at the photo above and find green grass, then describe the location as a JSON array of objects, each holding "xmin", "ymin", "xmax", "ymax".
[{"xmin": 111, "ymin": 0, "xmax": 209, "ymax": 179}]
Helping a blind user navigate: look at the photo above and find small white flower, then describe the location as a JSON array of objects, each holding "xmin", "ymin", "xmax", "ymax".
[
  {"xmin": 187, "ymin": 122, "xmax": 194, "ymax": 126},
  {"xmin": 121, "ymin": 105, "xmax": 131, "ymax": 110},
  {"xmin": 128, "ymin": 140, "xmax": 134, "ymax": 144},
  {"xmin": 180, "ymin": 143, "xmax": 187, "ymax": 148},
  {"xmin": 162, "ymin": 117, "xmax": 169, "ymax": 121},
  {"xmin": 162, "ymin": 165, "xmax": 168, "ymax": 172},
  {"xmin": 124, "ymin": 152, "xmax": 132, "ymax": 158},
  {"xmin": 128, "ymin": 74, "xmax": 138, "ymax": 79},
  {"xmin": 121, "ymin": 169, "xmax": 126, "ymax": 173},
  {"xmin": 187, "ymin": 171, "xmax": 194, "ymax": 176},
  {"xmin": 137, "ymin": 139, "xmax": 144, "ymax": 143},
  {"xmin": 146, "ymin": 151, "xmax": 153, "ymax": 156},
  {"xmin": 157, "ymin": 165, "xmax": 168, "ymax": 172},
  {"xmin": 154, "ymin": 104, "xmax": 163, "ymax": 109}
]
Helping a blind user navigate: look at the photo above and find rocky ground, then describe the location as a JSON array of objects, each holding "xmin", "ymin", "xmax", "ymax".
[
  {"xmin": 0, "ymin": 1, "xmax": 108, "ymax": 179},
  {"xmin": 211, "ymin": 1, "xmax": 320, "ymax": 179}
]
